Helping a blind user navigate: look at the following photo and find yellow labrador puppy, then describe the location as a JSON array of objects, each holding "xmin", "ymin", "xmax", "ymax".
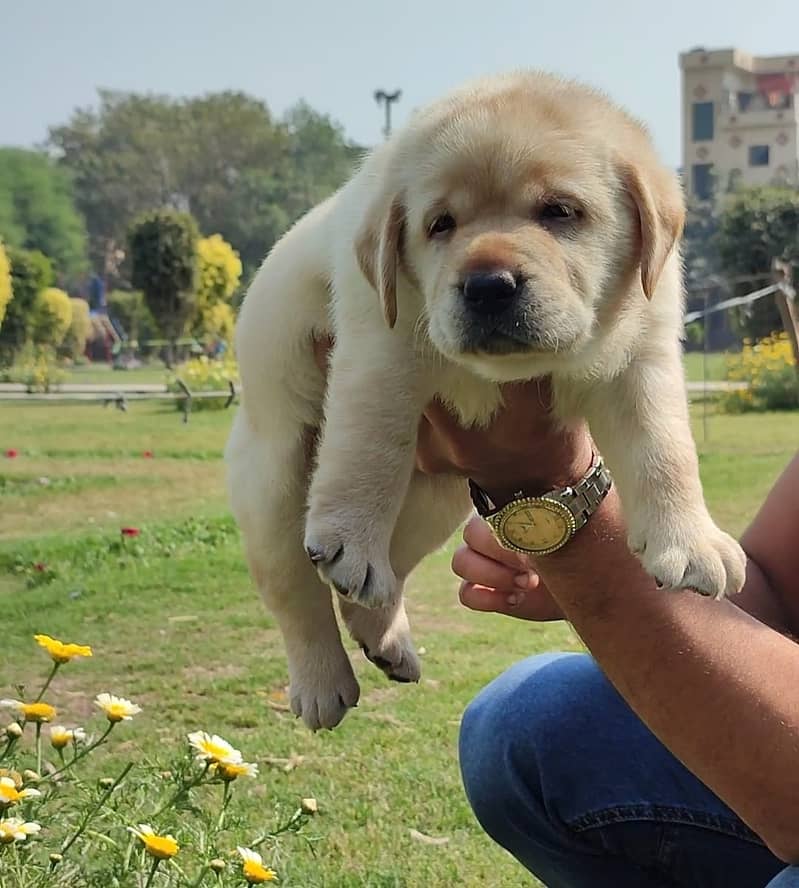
[{"xmin": 226, "ymin": 71, "xmax": 745, "ymax": 731}]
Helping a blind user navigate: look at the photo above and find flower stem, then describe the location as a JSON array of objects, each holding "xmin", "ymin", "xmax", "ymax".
[
  {"xmin": 34, "ymin": 663, "xmax": 60, "ymax": 702},
  {"xmin": 35, "ymin": 722, "xmax": 42, "ymax": 775},
  {"xmin": 216, "ymin": 780, "xmax": 232, "ymax": 830},
  {"xmin": 0, "ymin": 735, "xmax": 17, "ymax": 764},
  {"xmin": 251, "ymin": 808, "xmax": 306, "ymax": 849},
  {"xmin": 142, "ymin": 857, "xmax": 161, "ymax": 888},
  {"xmin": 60, "ymin": 762, "xmax": 133, "ymax": 858},
  {"xmin": 152, "ymin": 762, "xmax": 210, "ymax": 819},
  {"xmin": 41, "ymin": 722, "xmax": 115, "ymax": 783}
]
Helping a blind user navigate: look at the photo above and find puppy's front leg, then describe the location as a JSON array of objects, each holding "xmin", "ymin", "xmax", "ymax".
[
  {"xmin": 576, "ymin": 347, "xmax": 746, "ymax": 600},
  {"xmin": 304, "ymin": 330, "xmax": 425, "ymax": 609}
]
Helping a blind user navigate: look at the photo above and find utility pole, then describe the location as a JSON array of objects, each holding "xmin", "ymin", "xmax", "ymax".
[
  {"xmin": 772, "ymin": 258, "xmax": 799, "ymax": 381},
  {"xmin": 374, "ymin": 89, "xmax": 401, "ymax": 140}
]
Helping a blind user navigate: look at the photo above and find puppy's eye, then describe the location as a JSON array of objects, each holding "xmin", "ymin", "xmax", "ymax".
[
  {"xmin": 539, "ymin": 202, "xmax": 581, "ymax": 222},
  {"xmin": 428, "ymin": 212, "xmax": 456, "ymax": 238}
]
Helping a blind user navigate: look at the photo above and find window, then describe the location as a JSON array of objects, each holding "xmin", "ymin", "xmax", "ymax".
[
  {"xmin": 692, "ymin": 163, "xmax": 714, "ymax": 200},
  {"xmin": 692, "ymin": 102, "xmax": 714, "ymax": 141},
  {"xmin": 749, "ymin": 145, "xmax": 770, "ymax": 166}
]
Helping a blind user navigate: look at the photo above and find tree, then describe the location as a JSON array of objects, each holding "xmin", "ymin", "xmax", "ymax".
[
  {"xmin": 61, "ymin": 297, "xmax": 92, "ymax": 359},
  {"xmin": 717, "ymin": 187, "xmax": 799, "ymax": 340},
  {"xmin": 128, "ymin": 210, "xmax": 199, "ymax": 364},
  {"xmin": 49, "ymin": 90, "xmax": 359, "ymax": 279},
  {"xmin": 106, "ymin": 290, "xmax": 158, "ymax": 343},
  {"xmin": 0, "ymin": 242, "xmax": 11, "ymax": 332},
  {"xmin": 0, "ymin": 248, "xmax": 54, "ymax": 361},
  {"xmin": 33, "ymin": 287, "xmax": 73, "ymax": 346},
  {"xmin": 0, "ymin": 148, "xmax": 88, "ymax": 278}
]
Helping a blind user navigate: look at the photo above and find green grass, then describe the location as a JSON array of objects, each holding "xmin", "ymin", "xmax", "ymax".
[
  {"xmin": 62, "ymin": 363, "xmax": 169, "ymax": 386},
  {"xmin": 64, "ymin": 352, "xmax": 727, "ymax": 388},
  {"xmin": 683, "ymin": 351, "xmax": 729, "ymax": 383},
  {"xmin": 1, "ymin": 401, "xmax": 797, "ymax": 886}
]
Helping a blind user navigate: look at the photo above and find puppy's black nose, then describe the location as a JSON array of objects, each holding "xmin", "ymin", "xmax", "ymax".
[{"xmin": 462, "ymin": 270, "xmax": 518, "ymax": 314}]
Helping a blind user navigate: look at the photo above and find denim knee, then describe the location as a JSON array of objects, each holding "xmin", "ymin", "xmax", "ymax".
[
  {"xmin": 458, "ymin": 652, "xmax": 579, "ymax": 847},
  {"xmin": 767, "ymin": 867, "xmax": 799, "ymax": 887}
]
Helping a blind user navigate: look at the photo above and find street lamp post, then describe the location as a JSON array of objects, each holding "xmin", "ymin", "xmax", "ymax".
[{"xmin": 374, "ymin": 89, "xmax": 402, "ymax": 140}]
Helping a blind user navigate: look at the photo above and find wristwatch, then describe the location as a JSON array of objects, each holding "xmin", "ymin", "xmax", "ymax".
[{"xmin": 468, "ymin": 454, "xmax": 612, "ymax": 555}]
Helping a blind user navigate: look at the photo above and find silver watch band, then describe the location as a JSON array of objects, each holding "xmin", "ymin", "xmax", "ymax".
[
  {"xmin": 548, "ymin": 457, "xmax": 613, "ymax": 530},
  {"xmin": 468, "ymin": 453, "xmax": 612, "ymax": 526}
]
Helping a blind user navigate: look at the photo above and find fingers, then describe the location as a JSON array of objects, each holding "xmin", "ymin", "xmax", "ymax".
[
  {"xmin": 458, "ymin": 581, "xmax": 562, "ymax": 622},
  {"xmin": 452, "ymin": 542, "xmax": 535, "ymax": 593},
  {"xmin": 462, "ymin": 515, "xmax": 531, "ymax": 571}
]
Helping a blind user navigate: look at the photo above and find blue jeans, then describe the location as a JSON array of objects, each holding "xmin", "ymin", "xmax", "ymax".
[{"xmin": 459, "ymin": 653, "xmax": 798, "ymax": 887}]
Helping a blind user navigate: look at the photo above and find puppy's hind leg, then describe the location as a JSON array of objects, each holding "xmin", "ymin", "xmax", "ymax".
[
  {"xmin": 227, "ymin": 413, "xmax": 359, "ymax": 731},
  {"xmin": 339, "ymin": 472, "xmax": 472, "ymax": 683}
]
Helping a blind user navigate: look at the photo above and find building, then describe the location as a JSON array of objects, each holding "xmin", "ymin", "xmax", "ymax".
[{"xmin": 680, "ymin": 47, "xmax": 799, "ymax": 202}]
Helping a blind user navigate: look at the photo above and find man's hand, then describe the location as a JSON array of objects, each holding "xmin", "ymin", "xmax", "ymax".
[
  {"xmin": 312, "ymin": 334, "xmax": 592, "ymax": 503},
  {"xmin": 453, "ymin": 516, "xmax": 564, "ymax": 621}
]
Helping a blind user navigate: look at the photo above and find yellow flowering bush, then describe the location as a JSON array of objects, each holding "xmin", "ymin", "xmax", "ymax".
[
  {"xmin": 0, "ymin": 342, "xmax": 66, "ymax": 392},
  {"xmin": 167, "ymin": 355, "xmax": 239, "ymax": 411},
  {"xmin": 200, "ymin": 301, "xmax": 236, "ymax": 343},
  {"xmin": 194, "ymin": 235, "xmax": 241, "ymax": 346},
  {"xmin": 32, "ymin": 287, "xmax": 73, "ymax": 347},
  {"xmin": 197, "ymin": 235, "xmax": 242, "ymax": 309},
  {"xmin": 1, "ymin": 634, "xmax": 315, "ymax": 887},
  {"xmin": 61, "ymin": 297, "xmax": 92, "ymax": 360},
  {"xmin": 722, "ymin": 331, "xmax": 798, "ymax": 412},
  {"xmin": 0, "ymin": 241, "xmax": 11, "ymax": 331}
]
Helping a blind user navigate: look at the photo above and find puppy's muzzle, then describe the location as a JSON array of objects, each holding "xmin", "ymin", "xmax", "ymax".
[{"xmin": 460, "ymin": 270, "xmax": 520, "ymax": 316}]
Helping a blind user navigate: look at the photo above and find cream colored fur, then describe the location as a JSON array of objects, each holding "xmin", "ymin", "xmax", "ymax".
[{"xmin": 225, "ymin": 71, "xmax": 746, "ymax": 731}]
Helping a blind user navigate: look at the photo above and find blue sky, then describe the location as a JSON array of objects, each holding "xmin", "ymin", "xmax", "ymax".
[{"xmin": 4, "ymin": 0, "xmax": 799, "ymax": 167}]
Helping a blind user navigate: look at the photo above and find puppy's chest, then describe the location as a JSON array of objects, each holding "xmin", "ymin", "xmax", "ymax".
[{"xmin": 431, "ymin": 364, "xmax": 504, "ymax": 429}]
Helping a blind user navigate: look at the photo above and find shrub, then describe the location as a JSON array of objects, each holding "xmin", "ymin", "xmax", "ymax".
[
  {"xmin": 199, "ymin": 302, "xmax": 235, "ymax": 344},
  {"xmin": 32, "ymin": 287, "xmax": 73, "ymax": 347},
  {"xmin": 0, "ymin": 342, "xmax": 66, "ymax": 392},
  {"xmin": 0, "ymin": 632, "xmax": 313, "ymax": 887},
  {"xmin": 0, "ymin": 241, "xmax": 11, "ymax": 331},
  {"xmin": 167, "ymin": 355, "xmax": 238, "ymax": 411},
  {"xmin": 721, "ymin": 331, "xmax": 798, "ymax": 412},
  {"xmin": 128, "ymin": 210, "xmax": 199, "ymax": 365},
  {"xmin": 106, "ymin": 289, "xmax": 159, "ymax": 343},
  {"xmin": 196, "ymin": 234, "xmax": 242, "ymax": 310},
  {"xmin": 0, "ymin": 248, "xmax": 54, "ymax": 360},
  {"xmin": 60, "ymin": 297, "xmax": 92, "ymax": 359}
]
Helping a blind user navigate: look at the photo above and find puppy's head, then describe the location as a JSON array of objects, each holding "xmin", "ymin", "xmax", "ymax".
[{"xmin": 356, "ymin": 72, "xmax": 684, "ymax": 380}]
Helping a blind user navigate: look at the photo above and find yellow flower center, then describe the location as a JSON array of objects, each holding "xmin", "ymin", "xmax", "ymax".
[
  {"xmin": 0, "ymin": 784, "xmax": 21, "ymax": 806},
  {"xmin": 21, "ymin": 703, "xmax": 56, "ymax": 723},
  {"xmin": 34, "ymin": 634, "xmax": 92, "ymax": 664},
  {"xmin": 243, "ymin": 860, "xmax": 277, "ymax": 883},
  {"xmin": 216, "ymin": 761, "xmax": 249, "ymax": 781},
  {"xmin": 50, "ymin": 730, "xmax": 71, "ymax": 750},
  {"xmin": 140, "ymin": 834, "xmax": 179, "ymax": 859}
]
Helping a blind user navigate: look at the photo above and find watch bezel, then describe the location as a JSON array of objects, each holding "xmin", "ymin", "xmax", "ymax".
[{"xmin": 492, "ymin": 496, "xmax": 577, "ymax": 555}]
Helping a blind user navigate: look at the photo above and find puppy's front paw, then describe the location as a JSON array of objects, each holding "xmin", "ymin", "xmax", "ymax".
[
  {"xmin": 287, "ymin": 649, "xmax": 360, "ymax": 732},
  {"xmin": 631, "ymin": 518, "xmax": 746, "ymax": 600},
  {"xmin": 304, "ymin": 518, "xmax": 398, "ymax": 609}
]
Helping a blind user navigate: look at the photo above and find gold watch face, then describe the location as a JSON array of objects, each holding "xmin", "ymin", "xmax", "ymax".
[{"xmin": 494, "ymin": 498, "xmax": 576, "ymax": 555}]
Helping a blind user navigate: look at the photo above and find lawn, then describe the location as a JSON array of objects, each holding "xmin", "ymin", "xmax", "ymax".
[
  {"xmin": 60, "ymin": 350, "xmax": 730, "ymax": 389},
  {"xmin": 61, "ymin": 362, "xmax": 170, "ymax": 386},
  {"xmin": 1, "ymin": 400, "xmax": 796, "ymax": 886},
  {"xmin": 683, "ymin": 351, "xmax": 729, "ymax": 383}
]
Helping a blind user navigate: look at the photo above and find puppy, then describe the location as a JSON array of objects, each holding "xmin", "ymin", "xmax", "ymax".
[{"xmin": 225, "ymin": 71, "xmax": 746, "ymax": 731}]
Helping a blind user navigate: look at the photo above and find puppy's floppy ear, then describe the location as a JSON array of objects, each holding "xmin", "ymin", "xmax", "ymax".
[
  {"xmin": 355, "ymin": 192, "xmax": 405, "ymax": 328},
  {"xmin": 620, "ymin": 160, "xmax": 685, "ymax": 300}
]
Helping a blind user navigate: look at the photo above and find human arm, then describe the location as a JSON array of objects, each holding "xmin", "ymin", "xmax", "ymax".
[{"xmin": 456, "ymin": 453, "xmax": 799, "ymax": 861}]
